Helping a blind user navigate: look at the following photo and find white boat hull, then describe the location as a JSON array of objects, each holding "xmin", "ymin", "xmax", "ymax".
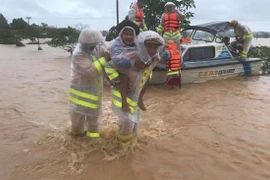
[{"xmin": 149, "ymin": 59, "xmax": 262, "ymax": 84}]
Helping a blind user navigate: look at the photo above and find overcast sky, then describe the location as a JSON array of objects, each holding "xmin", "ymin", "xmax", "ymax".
[{"xmin": 1, "ymin": 0, "xmax": 270, "ymax": 31}]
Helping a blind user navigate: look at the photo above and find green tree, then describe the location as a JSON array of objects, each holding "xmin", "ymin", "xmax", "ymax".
[
  {"xmin": 48, "ymin": 26, "xmax": 80, "ymax": 55},
  {"xmin": 10, "ymin": 18, "xmax": 27, "ymax": 30},
  {"xmin": 105, "ymin": 26, "xmax": 117, "ymax": 41},
  {"xmin": 22, "ymin": 24, "xmax": 47, "ymax": 50},
  {"xmin": 143, "ymin": 0, "xmax": 196, "ymax": 30},
  {"xmin": 0, "ymin": 14, "xmax": 20, "ymax": 45},
  {"xmin": 0, "ymin": 13, "xmax": 10, "ymax": 29},
  {"xmin": 248, "ymin": 46, "xmax": 270, "ymax": 74}
]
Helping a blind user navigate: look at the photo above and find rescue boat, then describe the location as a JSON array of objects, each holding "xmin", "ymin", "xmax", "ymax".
[{"xmin": 150, "ymin": 21, "xmax": 262, "ymax": 85}]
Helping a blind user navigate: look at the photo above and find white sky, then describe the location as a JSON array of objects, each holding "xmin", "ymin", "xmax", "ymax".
[{"xmin": 1, "ymin": 0, "xmax": 270, "ymax": 31}]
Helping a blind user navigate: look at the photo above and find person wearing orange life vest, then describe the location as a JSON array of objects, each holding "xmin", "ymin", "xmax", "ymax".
[
  {"xmin": 161, "ymin": 40, "xmax": 182, "ymax": 88},
  {"xmin": 157, "ymin": 2, "xmax": 185, "ymax": 50},
  {"xmin": 128, "ymin": 0, "xmax": 147, "ymax": 32}
]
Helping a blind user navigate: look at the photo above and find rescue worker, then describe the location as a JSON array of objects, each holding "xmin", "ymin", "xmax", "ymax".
[
  {"xmin": 230, "ymin": 20, "xmax": 253, "ymax": 62},
  {"xmin": 161, "ymin": 40, "xmax": 182, "ymax": 88},
  {"xmin": 106, "ymin": 30, "xmax": 164, "ymax": 149},
  {"xmin": 69, "ymin": 28, "xmax": 110, "ymax": 138},
  {"xmin": 157, "ymin": 2, "xmax": 185, "ymax": 50},
  {"xmin": 129, "ymin": 0, "xmax": 148, "ymax": 32}
]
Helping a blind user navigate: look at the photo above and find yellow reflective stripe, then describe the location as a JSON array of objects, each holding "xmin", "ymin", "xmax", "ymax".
[
  {"xmin": 112, "ymin": 99, "xmax": 135, "ymax": 114},
  {"xmin": 133, "ymin": 21, "xmax": 139, "ymax": 25},
  {"xmin": 240, "ymin": 51, "xmax": 247, "ymax": 57},
  {"xmin": 99, "ymin": 57, "xmax": 106, "ymax": 66},
  {"xmin": 119, "ymin": 140, "xmax": 131, "ymax": 148},
  {"xmin": 157, "ymin": 25, "xmax": 163, "ymax": 32},
  {"xmin": 164, "ymin": 34, "xmax": 170, "ymax": 39},
  {"xmin": 109, "ymin": 72, "xmax": 119, "ymax": 80},
  {"xmin": 105, "ymin": 68, "xmax": 119, "ymax": 80},
  {"xmin": 86, "ymin": 131, "xmax": 100, "ymax": 138},
  {"xmin": 70, "ymin": 88, "xmax": 100, "ymax": 101},
  {"xmin": 149, "ymin": 72, "xmax": 153, "ymax": 80},
  {"xmin": 167, "ymin": 70, "xmax": 180, "ymax": 76},
  {"xmin": 97, "ymin": 78, "xmax": 102, "ymax": 92},
  {"xmin": 112, "ymin": 89, "xmax": 137, "ymax": 107},
  {"xmin": 93, "ymin": 61, "xmax": 104, "ymax": 75},
  {"xmin": 140, "ymin": 67, "xmax": 151, "ymax": 89},
  {"xmin": 105, "ymin": 67, "xmax": 117, "ymax": 73},
  {"xmin": 69, "ymin": 96, "xmax": 100, "ymax": 109},
  {"xmin": 243, "ymin": 32, "xmax": 253, "ymax": 39},
  {"xmin": 118, "ymin": 133, "xmax": 133, "ymax": 141}
]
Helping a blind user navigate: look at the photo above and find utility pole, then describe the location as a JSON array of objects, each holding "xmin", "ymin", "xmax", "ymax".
[
  {"xmin": 26, "ymin": 16, "xmax": 32, "ymax": 25},
  {"xmin": 116, "ymin": 0, "xmax": 119, "ymax": 25}
]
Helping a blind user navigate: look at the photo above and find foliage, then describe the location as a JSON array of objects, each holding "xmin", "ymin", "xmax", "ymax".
[
  {"xmin": 10, "ymin": 18, "xmax": 28, "ymax": 30},
  {"xmin": 48, "ymin": 27, "xmax": 80, "ymax": 55},
  {"xmin": 248, "ymin": 46, "xmax": 270, "ymax": 74},
  {"xmin": 105, "ymin": 26, "xmax": 117, "ymax": 41},
  {"xmin": 0, "ymin": 13, "xmax": 9, "ymax": 29},
  {"xmin": 143, "ymin": 0, "xmax": 196, "ymax": 30}
]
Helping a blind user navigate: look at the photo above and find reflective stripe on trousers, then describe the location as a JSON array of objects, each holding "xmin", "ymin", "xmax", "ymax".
[
  {"xmin": 118, "ymin": 133, "xmax": 133, "ymax": 148},
  {"xmin": 112, "ymin": 89, "xmax": 138, "ymax": 114},
  {"xmin": 167, "ymin": 70, "xmax": 181, "ymax": 76},
  {"xmin": 163, "ymin": 30, "xmax": 180, "ymax": 40},
  {"xmin": 240, "ymin": 51, "xmax": 248, "ymax": 58},
  {"xmin": 86, "ymin": 131, "xmax": 100, "ymax": 138}
]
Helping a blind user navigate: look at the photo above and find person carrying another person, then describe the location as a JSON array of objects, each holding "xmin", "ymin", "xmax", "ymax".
[
  {"xmin": 129, "ymin": 0, "xmax": 147, "ymax": 32},
  {"xmin": 69, "ymin": 28, "xmax": 110, "ymax": 138},
  {"xmin": 161, "ymin": 40, "xmax": 182, "ymax": 88},
  {"xmin": 105, "ymin": 27, "xmax": 164, "ymax": 148},
  {"xmin": 157, "ymin": 2, "xmax": 185, "ymax": 50},
  {"xmin": 230, "ymin": 20, "xmax": 253, "ymax": 62}
]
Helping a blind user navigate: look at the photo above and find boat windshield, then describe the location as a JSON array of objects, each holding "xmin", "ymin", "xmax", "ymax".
[{"xmin": 193, "ymin": 30, "xmax": 215, "ymax": 42}]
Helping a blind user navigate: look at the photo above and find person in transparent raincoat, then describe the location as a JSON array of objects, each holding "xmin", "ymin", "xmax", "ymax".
[
  {"xmin": 105, "ymin": 20, "xmax": 141, "ymax": 114},
  {"xmin": 106, "ymin": 30, "xmax": 164, "ymax": 148},
  {"xmin": 69, "ymin": 28, "xmax": 110, "ymax": 138}
]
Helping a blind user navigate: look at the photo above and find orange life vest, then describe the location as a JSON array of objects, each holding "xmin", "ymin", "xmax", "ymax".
[
  {"xmin": 135, "ymin": 9, "xmax": 144, "ymax": 25},
  {"xmin": 166, "ymin": 43, "xmax": 181, "ymax": 71},
  {"xmin": 164, "ymin": 12, "xmax": 180, "ymax": 31}
]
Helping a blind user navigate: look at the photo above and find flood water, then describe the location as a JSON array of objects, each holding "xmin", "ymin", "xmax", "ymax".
[{"xmin": 0, "ymin": 44, "xmax": 269, "ymax": 180}]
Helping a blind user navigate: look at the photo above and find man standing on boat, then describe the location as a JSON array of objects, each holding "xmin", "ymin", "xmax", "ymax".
[
  {"xmin": 230, "ymin": 20, "xmax": 253, "ymax": 62},
  {"xmin": 157, "ymin": 2, "xmax": 185, "ymax": 50},
  {"xmin": 129, "ymin": 0, "xmax": 148, "ymax": 32}
]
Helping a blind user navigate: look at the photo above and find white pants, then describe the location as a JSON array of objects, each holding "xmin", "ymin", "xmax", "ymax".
[{"xmin": 70, "ymin": 110, "xmax": 99, "ymax": 135}]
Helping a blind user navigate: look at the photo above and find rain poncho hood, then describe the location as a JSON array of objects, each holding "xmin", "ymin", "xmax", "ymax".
[{"xmin": 136, "ymin": 30, "xmax": 164, "ymax": 64}]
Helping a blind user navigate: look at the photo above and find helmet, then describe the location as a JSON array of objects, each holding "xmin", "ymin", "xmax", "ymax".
[
  {"xmin": 78, "ymin": 28, "xmax": 103, "ymax": 45},
  {"xmin": 230, "ymin": 20, "xmax": 238, "ymax": 27},
  {"xmin": 165, "ymin": 2, "xmax": 176, "ymax": 7}
]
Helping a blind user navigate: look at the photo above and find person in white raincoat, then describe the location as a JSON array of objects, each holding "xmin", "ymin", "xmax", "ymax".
[
  {"xmin": 106, "ymin": 30, "xmax": 164, "ymax": 148},
  {"xmin": 69, "ymin": 28, "xmax": 110, "ymax": 138}
]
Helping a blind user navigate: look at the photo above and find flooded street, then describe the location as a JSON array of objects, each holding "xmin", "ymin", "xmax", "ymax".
[{"xmin": 0, "ymin": 44, "xmax": 270, "ymax": 180}]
